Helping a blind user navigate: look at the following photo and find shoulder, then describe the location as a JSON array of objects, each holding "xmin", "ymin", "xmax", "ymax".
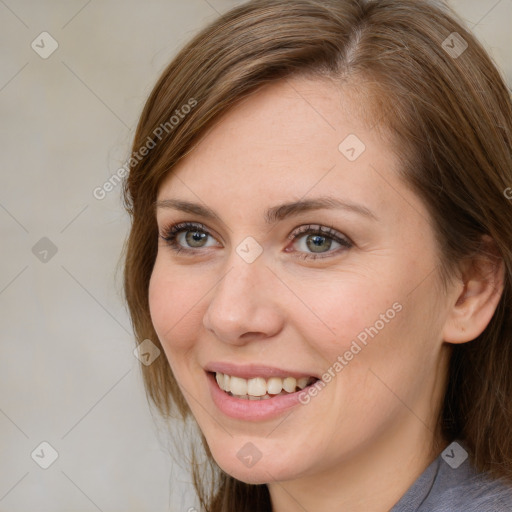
[
  {"xmin": 426, "ymin": 470, "xmax": 512, "ymax": 512},
  {"xmin": 432, "ymin": 476, "xmax": 512, "ymax": 511},
  {"xmin": 391, "ymin": 440, "xmax": 512, "ymax": 512},
  {"xmin": 421, "ymin": 441, "xmax": 512, "ymax": 512}
]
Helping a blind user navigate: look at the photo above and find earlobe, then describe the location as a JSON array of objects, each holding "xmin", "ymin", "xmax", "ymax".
[{"xmin": 442, "ymin": 237, "xmax": 505, "ymax": 344}]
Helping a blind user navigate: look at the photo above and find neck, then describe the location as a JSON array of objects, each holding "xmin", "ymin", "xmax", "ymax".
[{"xmin": 268, "ymin": 418, "xmax": 448, "ymax": 512}]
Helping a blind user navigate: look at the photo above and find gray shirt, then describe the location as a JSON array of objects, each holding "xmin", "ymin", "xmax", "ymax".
[{"xmin": 390, "ymin": 440, "xmax": 512, "ymax": 511}]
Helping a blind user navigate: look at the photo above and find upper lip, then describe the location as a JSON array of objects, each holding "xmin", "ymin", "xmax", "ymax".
[{"xmin": 204, "ymin": 362, "xmax": 319, "ymax": 380}]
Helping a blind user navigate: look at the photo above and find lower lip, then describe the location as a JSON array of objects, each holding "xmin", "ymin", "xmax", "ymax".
[{"xmin": 207, "ymin": 372, "xmax": 311, "ymax": 421}]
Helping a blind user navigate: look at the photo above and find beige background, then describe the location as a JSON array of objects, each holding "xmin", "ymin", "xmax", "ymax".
[{"xmin": 0, "ymin": 1, "xmax": 510, "ymax": 511}]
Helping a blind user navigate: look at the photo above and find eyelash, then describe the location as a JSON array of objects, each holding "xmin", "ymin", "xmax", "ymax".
[{"xmin": 159, "ymin": 221, "xmax": 353, "ymax": 261}]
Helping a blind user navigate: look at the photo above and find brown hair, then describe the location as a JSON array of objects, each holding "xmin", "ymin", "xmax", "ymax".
[{"xmin": 121, "ymin": 0, "xmax": 512, "ymax": 509}]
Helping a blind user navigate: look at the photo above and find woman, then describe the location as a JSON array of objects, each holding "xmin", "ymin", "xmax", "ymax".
[{"xmin": 121, "ymin": 0, "xmax": 512, "ymax": 510}]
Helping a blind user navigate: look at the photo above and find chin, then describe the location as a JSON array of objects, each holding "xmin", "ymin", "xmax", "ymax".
[{"xmin": 207, "ymin": 439, "xmax": 305, "ymax": 485}]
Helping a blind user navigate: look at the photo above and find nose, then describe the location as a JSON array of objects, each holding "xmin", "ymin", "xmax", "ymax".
[{"xmin": 202, "ymin": 254, "xmax": 284, "ymax": 345}]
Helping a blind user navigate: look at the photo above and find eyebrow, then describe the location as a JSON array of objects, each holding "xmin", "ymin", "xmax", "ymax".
[{"xmin": 154, "ymin": 196, "xmax": 378, "ymax": 223}]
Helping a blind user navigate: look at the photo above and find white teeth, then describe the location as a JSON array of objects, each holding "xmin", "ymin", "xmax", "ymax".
[
  {"xmin": 283, "ymin": 377, "xmax": 297, "ymax": 393},
  {"xmin": 297, "ymin": 377, "xmax": 309, "ymax": 390},
  {"xmin": 267, "ymin": 377, "xmax": 283, "ymax": 395},
  {"xmin": 247, "ymin": 377, "xmax": 267, "ymax": 396},
  {"xmin": 230, "ymin": 376, "xmax": 248, "ymax": 396},
  {"xmin": 214, "ymin": 372, "xmax": 315, "ymax": 398},
  {"xmin": 223, "ymin": 373, "xmax": 231, "ymax": 393}
]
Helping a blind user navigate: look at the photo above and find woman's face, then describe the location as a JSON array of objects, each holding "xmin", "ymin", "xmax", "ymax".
[{"xmin": 149, "ymin": 76, "xmax": 454, "ymax": 484}]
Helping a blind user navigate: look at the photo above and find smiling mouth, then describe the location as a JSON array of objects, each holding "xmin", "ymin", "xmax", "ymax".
[{"xmin": 211, "ymin": 371, "xmax": 319, "ymax": 400}]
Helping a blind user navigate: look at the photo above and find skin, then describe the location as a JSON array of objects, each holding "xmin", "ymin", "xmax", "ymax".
[{"xmin": 148, "ymin": 76, "xmax": 504, "ymax": 512}]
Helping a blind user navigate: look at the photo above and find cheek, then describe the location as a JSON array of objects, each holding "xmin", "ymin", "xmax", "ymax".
[
  {"xmin": 148, "ymin": 258, "xmax": 207, "ymax": 354},
  {"xmin": 288, "ymin": 273, "xmax": 398, "ymax": 348},
  {"xmin": 291, "ymin": 267, "xmax": 436, "ymax": 391}
]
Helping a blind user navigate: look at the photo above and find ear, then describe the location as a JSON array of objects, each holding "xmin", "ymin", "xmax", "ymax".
[{"xmin": 442, "ymin": 236, "xmax": 505, "ymax": 344}]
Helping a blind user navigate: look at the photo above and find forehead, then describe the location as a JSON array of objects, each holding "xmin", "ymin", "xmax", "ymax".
[{"xmin": 156, "ymin": 76, "xmax": 405, "ymax": 220}]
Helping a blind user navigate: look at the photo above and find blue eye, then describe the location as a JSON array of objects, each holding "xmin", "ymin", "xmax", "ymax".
[
  {"xmin": 159, "ymin": 222, "xmax": 353, "ymax": 260},
  {"xmin": 160, "ymin": 222, "xmax": 218, "ymax": 254},
  {"xmin": 287, "ymin": 224, "xmax": 353, "ymax": 260}
]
